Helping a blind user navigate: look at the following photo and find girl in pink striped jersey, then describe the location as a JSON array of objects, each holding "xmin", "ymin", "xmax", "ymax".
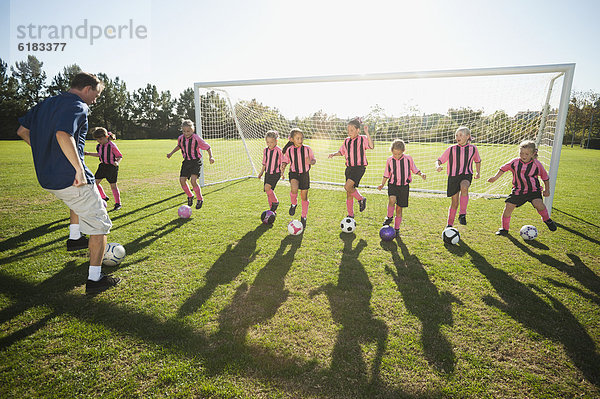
[
  {"xmin": 84, "ymin": 127, "xmax": 123, "ymax": 211},
  {"xmin": 377, "ymin": 139, "xmax": 426, "ymax": 237},
  {"xmin": 281, "ymin": 128, "xmax": 316, "ymax": 229},
  {"xmin": 328, "ymin": 117, "xmax": 373, "ymax": 218},
  {"xmin": 435, "ymin": 126, "xmax": 481, "ymax": 227},
  {"xmin": 488, "ymin": 140, "xmax": 557, "ymax": 235},
  {"xmin": 167, "ymin": 119, "xmax": 215, "ymax": 209},
  {"xmin": 257, "ymin": 130, "xmax": 283, "ymax": 212}
]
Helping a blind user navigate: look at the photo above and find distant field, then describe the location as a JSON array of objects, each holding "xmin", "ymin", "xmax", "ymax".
[{"xmin": 1, "ymin": 140, "xmax": 598, "ymax": 398}]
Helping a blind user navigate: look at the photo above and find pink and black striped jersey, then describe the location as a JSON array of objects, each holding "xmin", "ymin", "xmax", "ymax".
[
  {"xmin": 383, "ymin": 155, "xmax": 420, "ymax": 186},
  {"xmin": 262, "ymin": 146, "xmax": 283, "ymax": 174},
  {"xmin": 500, "ymin": 158, "xmax": 549, "ymax": 195},
  {"xmin": 339, "ymin": 135, "xmax": 370, "ymax": 166},
  {"xmin": 438, "ymin": 144, "xmax": 481, "ymax": 176},
  {"xmin": 283, "ymin": 145, "xmax": 315, "ymax": 174},
  {"xmin": 177, "ymin": 134, "xmax": 210, "ymax": 160},
  {"xmin": 96, "ymin": 141, "xmax": 122, "ymax": 165}
]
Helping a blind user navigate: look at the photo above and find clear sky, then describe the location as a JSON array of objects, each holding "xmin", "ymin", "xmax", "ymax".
[{"xmin": 1, "ymin": 0, "xmax": 599, "ymax": 105}]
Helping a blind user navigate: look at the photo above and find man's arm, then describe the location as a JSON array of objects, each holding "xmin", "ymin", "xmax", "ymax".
[
  {"xmin": 56, "ymin": 130, "xmax": 86, "ymax": 187},
  {"xmin": 17, "ymin": 126, "xmax": 31, "ymax": 146}
]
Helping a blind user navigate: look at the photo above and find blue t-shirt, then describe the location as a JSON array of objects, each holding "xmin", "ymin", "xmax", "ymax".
[{"xmin": 18, "ymin": 92, "xmax": 95, "ymax": 190}]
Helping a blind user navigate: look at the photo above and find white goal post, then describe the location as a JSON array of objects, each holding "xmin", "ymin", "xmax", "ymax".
[{"xmin": 194, "ymin": 64, "xmax": 574, "ymax": 214}]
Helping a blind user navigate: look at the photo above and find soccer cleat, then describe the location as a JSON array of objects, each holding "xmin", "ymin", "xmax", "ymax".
[
  {"xmin": 383, "ymin": 217, "xmax": 393, "ymax": 226},
  {"xmin": 113, "ymin": 203, "xmax": 122, "ymax": 211},
  {"xmin": 270, "ymin": 202, "xmax": 279, "ymax": 212},
  {"xmin": 395, "ymin": 229, "xmax": 400, "ymax": 237},
  {"xmin": 495, "ymin": 228, "xmax": 509, "ymax": 236},
  {"xmin": 196, "ymin": 200, "xmax": 203, "ymax": 209},
  {"xmin": 289, "ymin": 204, "xmax": 297, "ymax": 216},
  {"xmin": 67, "ymin": 236, "xmax": 88, "ymax": 251},
  {"xmin": 446, "ymin": 224, "xmax": 453, "ymax": 228},
  {"xmin": 359, "ymin": 197, "xmax": 367, "ymax": 212},
  {"xmin": 300, "ymin": 217, "xmax": 307, "ymax": 228},
  {"xmin": 544, "ymin": 218, "xmax": 557, "ymax": 231},
  {"xmin": 187, "ymin": 196, "xmax": 194, "ymax": 206},
  {"xmin": 458, "ymin": 214, "xmax": 467, "ymax": 225},
  {"xmin": 102, "ymin": 197, "xmax": 109, "ymax": 202},
  {"xmin": 85, "ymin": 273, "xmax": 120, "ymax": 295}
]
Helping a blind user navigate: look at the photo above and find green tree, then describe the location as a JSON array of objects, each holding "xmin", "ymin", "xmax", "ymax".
[
  {"xmin": 11, "ymin": 55, "xmax": 46, "ymax": 108},
  {"xmin": 89, "ymin": 73, "xmax": 132, "ymax": 138},
  {"xmin": 0, "ymin": 58, "xmax": 27, "ymax": 139},
  {"xmin": 176, "ymin": 87, "xmax": 195, "ymax": 122},
  {"xmin": 47, "ymin": 64, "xmax": 82, "ymax": 96}
]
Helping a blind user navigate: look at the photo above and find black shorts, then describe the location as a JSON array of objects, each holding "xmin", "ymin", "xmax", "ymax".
[
  {"xmin": 447, "ymin": 174, "xmax": 473, "ymax": 197},
  {"xmin": 180, "ymin": 159, "xmax": 202, "ymax": 179},
  {"xmin": 388, "ymin": 184, "xmax": 410, "ymax": 207},
  {"xmin": 264, "ymin": 172, "xmax": 281, "ymax": 189},
  {"xmin": 505, "ymin": 191, "xmax": 543, "ymax": 207},
  {"xmin": 95, "ymin": 163, "xmax": 119, "ymax": 183},
  {"xmin": 345, "ymin": 166, "xmax": 366, "ymax": 188},
  {"xmin": 288, "ymin": 171, "xmax": 310, "ymax": 190}
]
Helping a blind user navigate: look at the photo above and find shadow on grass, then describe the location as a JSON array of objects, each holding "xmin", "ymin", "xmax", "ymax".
[
  {"xmin": 215, "ymin": 234, "xmax": 303, "ymax": 344},
  {"xmin": 554, "ymin": 221, "xmax": 600, "ymax": 246},
  {"xmin": 457, "ymin": 240, "xmax": 600, "ymax": 386},
  {"xmin": 309, "ymin": 233, "xmax": 388, "ymax": 396},
  {"xmin": 177, "ymin": 224, "xmax": 270, "ymax": 317},
  {"xmin": 552, "ymin": 207, "xmax": 600, "ymax": 229},
  {"xmin": 381, "ymin": 237, "xmax": 460, "ymax": 374}
]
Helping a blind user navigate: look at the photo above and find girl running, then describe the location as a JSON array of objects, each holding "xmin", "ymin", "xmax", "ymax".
[
  {"xmin": 84, "ymin": 127, "xmax": 123, "ymax": 211},
  {"xmin": 257, "ymin": 130, "xmax": 283, "ymax": 212}
]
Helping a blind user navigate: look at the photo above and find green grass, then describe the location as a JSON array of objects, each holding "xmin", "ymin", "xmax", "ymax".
[{"xmin": 1, "ymin": 140, "xmax": 599, "ymax": 398}]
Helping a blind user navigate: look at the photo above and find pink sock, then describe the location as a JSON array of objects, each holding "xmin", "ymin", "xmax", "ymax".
[
  {"xmin": 351, "ymin": 190, "xmax": 363, "ymax": 201},
  {"xmin": 267, "ymin": 189, "xmax": 278, "ymax": 206},
  {"xmin": 447, "ymin": 207, "xmax": 457, "ymax": 226},
  {"xmin": 538, "ymin": 209, "xmax": 550, "ymax": 221},
  {"xmin": 459, "ymin": 195, "xmax": 469, "ymax": 215},
  {"xmin": 394, "ymin": 216, "xmax": 402, "ymax": 229},
  {"xmin": 111, "ymin": 186, "xmax": 121, "ymax": 204},
  {"xmin": 96, "ymin": 183, "xmax": 107, "ymax": 199},
  {"xmin": 387, "ymin": 204, "xmax": 394, "ymax": 218},
  {"xmin": 193, "ymin": 185, "xmax": 203, "ymax": 201},
  {"xmin": 346, "ymin": 198, "xmax": 354, "ymax": 217},
  {"xmin": 290, "ymin": 193, "xmax": 298, "ymax": 205},
  {"xmin": 301, "ymin": 200, "xmax": 309, "ymax": 218},
  {"xmin": 502, "ymin": 216, "xmax": 511, "ymax": 230},
  {"xmin": 181, "ymin": 183, "xmax": 193, "ymax": 198}
]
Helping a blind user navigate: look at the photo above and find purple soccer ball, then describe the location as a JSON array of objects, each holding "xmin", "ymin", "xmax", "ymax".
[
  {"xmin": 178, "ymin": 205, "xmax": 192, "ymax": 219},
  {"xmin": 380, "ymin": 226, "xmax": 396, "ymax": 241},
  {"xmin": 261, "ymin": 210, "xmax": 276, "ymax": 225}
]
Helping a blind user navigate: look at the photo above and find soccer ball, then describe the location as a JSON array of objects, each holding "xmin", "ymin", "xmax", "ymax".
[
  {"xmin": 379, "ymin": 226, "xmax": 396, "ymax": 241},
  {"xmin": 261, "ymin": 210, "xmax": 276, "ymax": 225},
  {"xmin": 519, "ymin": 225, "xmax": 538, "ymax": 240},
  {"xmin": 287, "ymin": 220, "xmax": 304, "ymax": 235},
  {"xmin": 102, "ymin": 242, "xmax": 126, "ymax": 267},
  {"xmin": 442, "ymin": 227, "xmax": 460, "ymax": 245},
  {"xmin": 178, "ymin": 205, "xmax": 192, "ymax": 218},
  {"xmin": 340, "ymin": 217, "xmax": 356, "ymax": 233}
]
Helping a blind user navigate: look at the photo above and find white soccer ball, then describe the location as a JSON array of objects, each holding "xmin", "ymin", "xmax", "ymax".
[
  {"xmin": 287, "ymin": 220, "xmax": 304, "ymax": 235},
  {"xmin": 102, "ymin": 242, "xmax": 126, "ymax": 266},
  {"xmin": 519, "ymin": 225, "xmax": 538, "ymax": 240},
  {"xmin": 340, "ymin": 217, "xmax": 356, "ymax": 233},
  {"xmin": 442, "ymin": 227, "xmax": 460, "ymax": 245}
]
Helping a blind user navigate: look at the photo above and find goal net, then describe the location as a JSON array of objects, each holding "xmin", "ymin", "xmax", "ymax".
[{"xmin": 194, "ymin": 64, "xmax": 574, "ymax": 211}]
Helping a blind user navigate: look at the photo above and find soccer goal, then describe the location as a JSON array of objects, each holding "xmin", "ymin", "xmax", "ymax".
[{"xmin": 193, "ymin": 64, "xmax": 574, "ymax": 212}]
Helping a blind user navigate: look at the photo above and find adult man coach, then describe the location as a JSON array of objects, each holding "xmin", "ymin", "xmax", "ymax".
[{"xmin": 17, "ymin": 72, "xmax": 120, "ymax": 294}]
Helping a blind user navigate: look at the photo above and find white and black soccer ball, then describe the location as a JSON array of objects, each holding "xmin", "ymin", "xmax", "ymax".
[
  {"xmin": 287, "ymin": 220, "xmax": 304, "ymax": 235},
  {"xmin": 103, "ymin": 242, "xmax": 126, "ymax": 266},
  {"xmin": 442, "ymin": 227, "xmax": 460, "ymax": 245},
  {"xmin": 340, "ymin": 217, "xmax": 356, "ymax": 233},
  {"xmin": 519, "ymin": 225, "xmax": 538, "ymax": 240}
]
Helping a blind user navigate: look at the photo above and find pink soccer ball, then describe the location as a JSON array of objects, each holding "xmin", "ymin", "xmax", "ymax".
[{"xmin": 178, "ymin": 205, "xmax": 192, "ymax": 219}]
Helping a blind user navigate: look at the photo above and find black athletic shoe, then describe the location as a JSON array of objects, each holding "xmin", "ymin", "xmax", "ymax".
[
  {"xmin": 359, "ymin": 197, "xmax": 367, "ymax": 212},
  {"xmin": 495, "ymin": 228, "xmax": 509, "ymax": 236},
  {"xmin": 67, "ymin": 236, "xmax": 88, "ymax": 251},
  {"xmin": 383, "ymin": 217, "xmax": 393, "ymax": 226},
  {"xmin": 300, "ymin": 217, "xmax": 307, "ymax": 228},
  {"xmin": 289, "ymin": 204, "xmax": 297, "ymax": 216},
  {"xmin": 544, "ymin": 218, "xmax": 557, "ymax": 231},
  {"xmin": 395, "ymin": 229, "xmax": 400, "ymax": 237},
  {"xmin": 270, "ymin": 202, "xmax": 279, "ymax": 212},
  {"xmin": 459, "ymin": 214, "xmax": 467, "ymax": 225},
  {"xmin": 196, "ymin": 200, "xmax": 203, "ymax": 209},
  {"xmin": 187, "ymin": 196, "xmax": 194, "ymax": 206},
  {"xmin": 113, "ymin": 203, "xmax": 122, "ymax": 211},
  {"xmin": 86, "ymin": 274, "xmax": 120, "ymax": 295},
  {"xmin": 102, "ymin": 197, "xmax": 109, "ymax": 202}
]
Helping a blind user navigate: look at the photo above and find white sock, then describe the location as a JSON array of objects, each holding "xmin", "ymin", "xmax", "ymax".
[
  {"xmin": 69, "ymin": 224, "xmax": 81, "ymax": 240},
  {"xmin": 88, "ymin": 266, "xmax": 102, "ymax": 281}
]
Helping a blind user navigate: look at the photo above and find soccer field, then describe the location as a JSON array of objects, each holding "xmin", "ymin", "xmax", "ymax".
[{"xmin": 1, "ymin": 140, "xmax": 599, "ymax": 398}]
